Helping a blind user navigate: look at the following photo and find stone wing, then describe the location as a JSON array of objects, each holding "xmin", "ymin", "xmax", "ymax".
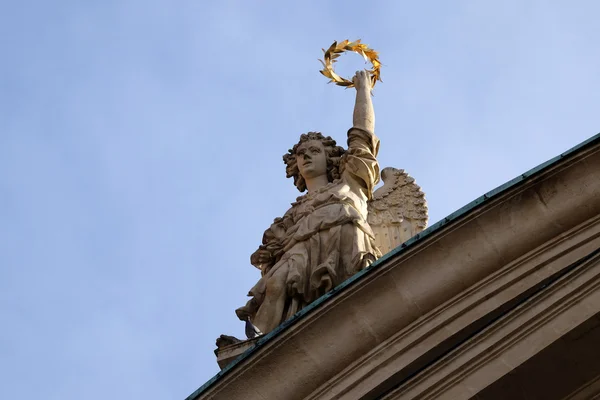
[{"xmin": 367, "ymin": 167, "xmax": 428, "ymax": 256}]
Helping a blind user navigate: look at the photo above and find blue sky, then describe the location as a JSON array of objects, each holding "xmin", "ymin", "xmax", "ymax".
[{"xmin": 1, "ymin": 1, "xmax": 599, "ymax": 399}]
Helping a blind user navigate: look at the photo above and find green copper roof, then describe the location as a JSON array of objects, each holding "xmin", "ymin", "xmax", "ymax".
[{"xmin": 186, "ymin": 132, "xmax": 600, "ymax": 400}]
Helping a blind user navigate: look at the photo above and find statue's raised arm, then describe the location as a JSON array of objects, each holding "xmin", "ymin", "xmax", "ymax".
[
  {"xmin": 352, "ymin": 70, "xmax": 375, "ymax": 132},
  {"xmin": 342, "ymin": 70, "xmax": 381, "ymax": 199}
]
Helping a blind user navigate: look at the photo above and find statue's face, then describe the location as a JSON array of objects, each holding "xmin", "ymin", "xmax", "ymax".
[{"xmin": 296, "ymin": 140, "xmax": 327, "ymax": 180}]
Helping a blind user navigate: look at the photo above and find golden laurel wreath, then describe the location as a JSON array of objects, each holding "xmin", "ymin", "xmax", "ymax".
[{"xmin": 319, "ymin": 39, "xmax": 382, "ymax": 88}]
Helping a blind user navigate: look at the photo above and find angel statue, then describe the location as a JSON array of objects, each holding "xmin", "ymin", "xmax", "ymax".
[{"xmin": 235, "ymin": 71, "xmax": 427, "ymax": 335}]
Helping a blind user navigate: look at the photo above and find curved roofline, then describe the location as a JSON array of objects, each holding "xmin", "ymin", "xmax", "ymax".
[{"xmin": 186, "ymin": 132, "xmax": 600, "ymax": 400}]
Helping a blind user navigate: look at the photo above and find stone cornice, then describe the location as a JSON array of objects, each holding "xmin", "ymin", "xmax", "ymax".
[
  {"xmin": 310, "ymin": 215, "xmax": 600, "ymax": 399},
  {"xmin": 383, "ymin": 246, "xmax": 600, "ymax": 399}
]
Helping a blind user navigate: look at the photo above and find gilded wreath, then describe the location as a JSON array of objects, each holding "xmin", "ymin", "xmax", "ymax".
[{"xmin": 319, "ymin": 39, "xmax": 382, "ymax": 88}]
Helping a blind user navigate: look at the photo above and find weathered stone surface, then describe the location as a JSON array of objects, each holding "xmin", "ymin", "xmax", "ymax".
[
  {"xmin": 368, "ymin": 167, "xmax": 427, "ymax": 255},
  {"xmin": 214, "ymin": 337, "xmax": 258, "ymax": 370}
]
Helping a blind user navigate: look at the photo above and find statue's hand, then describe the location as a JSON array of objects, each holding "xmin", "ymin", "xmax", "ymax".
[{"xmin": 352, "ymin": 70, "xmax": 372, "ymax": 92}]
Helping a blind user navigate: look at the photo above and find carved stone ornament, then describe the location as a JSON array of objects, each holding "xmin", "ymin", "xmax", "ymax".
[{"xmin": 368, "ymin": 167, "xmax": 428, "ymax": 255}]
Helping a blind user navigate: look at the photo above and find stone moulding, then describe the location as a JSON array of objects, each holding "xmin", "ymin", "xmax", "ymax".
[
  {"xmin": 187, "ymin": 132, "xmax": 600, "ymax": 400},
  {"xmin": 380, "ymin": 245, "xmax": 600, "ymax": 399},
  {"xmin": 309, "ymin": 215, "xmax": 600, "ymax": 400},
  {"xmin": 565, "ymin": 375, "xmax": 600, "ymax": 400}
]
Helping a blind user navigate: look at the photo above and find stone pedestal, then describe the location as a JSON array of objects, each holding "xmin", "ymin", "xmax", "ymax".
[{"xmin": 215, "ymin": 338, "xmax": 259, "ymax": 370}]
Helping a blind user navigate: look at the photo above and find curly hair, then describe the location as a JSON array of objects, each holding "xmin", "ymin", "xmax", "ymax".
[{"xmin": 283, "ymin": 132, "xmax": 346, "ymax": 192}]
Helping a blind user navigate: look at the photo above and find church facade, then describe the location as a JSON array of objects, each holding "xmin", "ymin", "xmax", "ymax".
[{"xmin": 189, "ymin": 133, "xmax": 600, "ymax": 400}]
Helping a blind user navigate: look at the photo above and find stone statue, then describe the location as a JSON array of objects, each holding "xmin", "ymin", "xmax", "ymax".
[{"xmin": 235, "ymin": 71, "xmax": 427, "ymax": 335}]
